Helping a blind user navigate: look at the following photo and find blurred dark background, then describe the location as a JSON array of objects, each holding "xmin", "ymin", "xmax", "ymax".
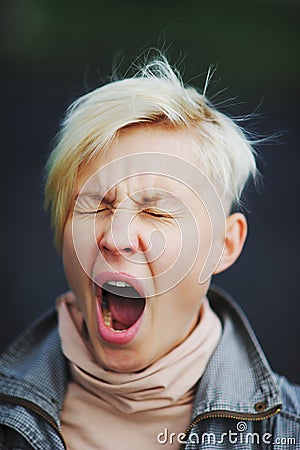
[{"xmin": 0, "ymin": 0, "xmax": 299, "ymax": 382}]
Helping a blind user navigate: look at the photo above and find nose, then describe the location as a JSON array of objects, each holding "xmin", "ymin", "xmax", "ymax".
[{"xmin": 98, "ymin": 209, "xmax": 140, "ymax": 256}]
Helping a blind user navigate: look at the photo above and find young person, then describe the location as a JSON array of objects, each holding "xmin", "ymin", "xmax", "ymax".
[{"xmin": 0, "ymin": 56, "xmax": 299, "ymax": 449}]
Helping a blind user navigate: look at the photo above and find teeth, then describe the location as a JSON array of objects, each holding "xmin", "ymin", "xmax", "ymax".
[
  {"xmin": 103, "ymin": 308, "xmax": 112, "ymax": 328},
  {"xmin": 102, "ymin": 306, "xmax": 124, "ymax": 333},
  {"xmin": 106, "ymin": 280, "xmax": 132, "ymax": 288}
]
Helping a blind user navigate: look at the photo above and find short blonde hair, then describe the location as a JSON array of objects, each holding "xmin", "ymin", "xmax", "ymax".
[{"xmin": 44, "ymin": 56, "xmax": 257, "ymax": 251}]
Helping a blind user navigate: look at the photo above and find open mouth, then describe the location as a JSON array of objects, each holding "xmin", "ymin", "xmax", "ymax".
[
  {"xmin": 101, "ymin": 281, "xmax": 146, "ymax": 331},
  {"xmin": 95, "ymin": 274, "xmax": 146, "ymax": 345}
]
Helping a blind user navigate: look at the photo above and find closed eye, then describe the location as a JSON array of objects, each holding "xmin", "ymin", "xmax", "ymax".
[
  {"xmin": 79, "ymin": 207, "xmax": 111, "ymax": 215},
  {"xmin": 93, "ymin": 207, "xmax": 110, "ymax": 214},
  {"xmin": 142, "ymin": 208, "xmax": 174, "ymax": 219},
  {"xmin": 77, "ymin": 207, "xmax": 173, "ymax": 218}
]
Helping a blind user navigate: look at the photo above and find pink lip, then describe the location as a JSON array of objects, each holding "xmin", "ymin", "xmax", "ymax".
[
  {"xmin": 94, "ymin": 271, "xmax": 146, "ymax": 346},
  {"xmin": 94, "ymin": 271, "xmax": 146, "ymax": 298}
]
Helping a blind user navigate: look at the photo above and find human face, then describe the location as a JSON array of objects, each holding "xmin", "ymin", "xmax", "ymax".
[{"xmin": 62, "ymin": 126, "xmax": 225, "ymax": 372}]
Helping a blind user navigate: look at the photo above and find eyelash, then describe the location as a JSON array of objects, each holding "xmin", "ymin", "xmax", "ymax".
[
  {"xmin": 142, "ymin": 209, "xmax": 173, "ymax": 219},
  {"xmin": 88, "ymin": 208, "xmax": 173, "ymax": 219},
  {"xmin": 94, "ymin": 208, "xmax": 109, "ymax": 214}
]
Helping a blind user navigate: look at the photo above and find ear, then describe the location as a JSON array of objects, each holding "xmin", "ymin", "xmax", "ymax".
[{"xmin": 213, "ymin": 212, "xmax": 248, "ymax": 275}]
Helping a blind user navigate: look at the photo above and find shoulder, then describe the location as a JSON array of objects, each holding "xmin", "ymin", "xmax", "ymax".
[
  {"xmin": 0, "ymin": 308, "xmax": 59, "ymax": 371},
  {"xmin": 275, "ymin": 374, "xmax": 300, "ymax": 418},
  {"xmin": 0, "ymin": 308, "xmax": 67, "ymax": 417},
  {"xmin": 269, "ymin": 375, "xmax": 300, "ymax": 445}
]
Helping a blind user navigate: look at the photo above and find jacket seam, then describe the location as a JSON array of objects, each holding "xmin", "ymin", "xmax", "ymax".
[
  {"xmin": 278, "ymin": 409, "xmax": 300, "ymax": 423},
  {"xmin": 0, "ymin": 374, "xmax": 56, "ymax": 404}
]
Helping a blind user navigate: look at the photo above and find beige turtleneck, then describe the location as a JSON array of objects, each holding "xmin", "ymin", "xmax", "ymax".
[{"xmin": 57, "ymin": 292, "xmax": 222, "ymax": 449}]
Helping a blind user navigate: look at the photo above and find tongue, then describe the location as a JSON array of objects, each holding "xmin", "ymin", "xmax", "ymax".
[{"xmin": 107, "ymin": 293, "xmax": 145, "ymax": 329}]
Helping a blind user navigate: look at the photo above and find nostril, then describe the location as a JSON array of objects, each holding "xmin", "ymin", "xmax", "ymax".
[
  {"xmin": 98, "ymin": 230, "xmax": 139, "ymax": 255},
  {"xmin": 100, "ymin": 243, "xmax": 134, "ymax": 255}
]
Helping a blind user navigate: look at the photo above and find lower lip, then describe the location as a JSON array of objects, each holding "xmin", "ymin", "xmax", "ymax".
[{"xmin": 96, "ymin": 295, "xmax": 145, "ymax": 345}]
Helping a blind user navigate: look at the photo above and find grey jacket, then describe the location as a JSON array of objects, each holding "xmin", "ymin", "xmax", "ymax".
[{"xmin": 0, "ymin": 286, "xmax": 299, "ymax": 449}]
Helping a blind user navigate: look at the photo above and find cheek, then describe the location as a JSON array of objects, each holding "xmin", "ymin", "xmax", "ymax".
[
  {"xmin": 62, "ymin": 221, "xmax": 96, "ymax": 318},
  {"xmin": 149, "ymin": 227, "xmax": 180, "ymax": 268},
  {"xmin": 62, "ymin": 220, "xmax": 76, "ymax": 276},
  {"xmin": 190, "ymin": 208, "xmax": 224, "ymax": 283},
  {"xmin": 168, "ymin": 278, "xmax": 209, "ymax": 339},
  {"xmin": 67, "ymin": 214, "xmax": 101, "ymax": 278},
  {"xmin": 154, "ymin": 281, "xmax": 207, "ymax": 352},
  {"xmin": 62, "ymin": 220, "xmax": 92, "ymax": 290},
  {"xmin": 152, "ymin": 218, "xmax": 200, "ymax": 290},
  {"xmin": 147, "ymin": 226, "xmax": 182, "ymax": 296}
]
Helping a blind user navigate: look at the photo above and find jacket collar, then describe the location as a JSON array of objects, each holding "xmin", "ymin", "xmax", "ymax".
[
  {"xmin": 0, "ymin": 309, "xmax": 68, "ymax": 425},
  {"xmin": 193, "ymin": 285, "xmax": 282, "ymax": 418}
]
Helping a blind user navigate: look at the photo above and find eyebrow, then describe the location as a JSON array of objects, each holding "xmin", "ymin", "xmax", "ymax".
[
  {"xmin": 130, "ymin": 190, "xmax": 175, "ymax": 205},
  {"xmin": 73, "ymin": 190, "xmax": 115, "ymax": 204},
  {"xmin": 74, "ymin": 190, "xmax": 175, "ymax": 205},
  {"xmin": 74, "ymin": 192, "xmax": 104, "ymax": 201}
]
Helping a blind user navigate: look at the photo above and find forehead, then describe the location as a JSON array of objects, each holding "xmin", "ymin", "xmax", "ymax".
[
  {"xmin": 107, "ymin": 125, "xmax": 198, "ymax": 159},
  {"xmin": 73, "ymin": 125, "xmax": 226, "ymax": 233},
  {"xmin": 76, "ymin": 125, "xmax": 201, "ymax": 191},
  {"xmin": 74, "ymin": 126, "xmax": 224, "ymax": 220}
]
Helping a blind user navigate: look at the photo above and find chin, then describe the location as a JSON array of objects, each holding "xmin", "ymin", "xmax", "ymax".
[{"xmin": 94, "ymin": 345, "xmax": 149, "ymax": 373}]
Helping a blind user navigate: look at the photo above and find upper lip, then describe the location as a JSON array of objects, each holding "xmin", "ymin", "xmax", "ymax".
[{"xmin": 94, "ymin": 271, "xmax": 146, "ymax": 298}]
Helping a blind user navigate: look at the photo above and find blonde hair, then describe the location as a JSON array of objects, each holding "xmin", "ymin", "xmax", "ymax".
[{"xmin": 44, "ymin": 56, "xmax": 257, "ymax": 250}]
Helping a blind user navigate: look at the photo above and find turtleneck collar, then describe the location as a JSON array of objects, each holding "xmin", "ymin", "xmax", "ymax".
[{"xmin": 57, "ymin": 291, "xmax": 222, "ymax": 449}]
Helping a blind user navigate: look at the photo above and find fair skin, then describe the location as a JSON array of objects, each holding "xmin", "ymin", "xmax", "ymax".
[{"xmin": 62, "ymin": 125, "xmax": 247, "ymax": 373}]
